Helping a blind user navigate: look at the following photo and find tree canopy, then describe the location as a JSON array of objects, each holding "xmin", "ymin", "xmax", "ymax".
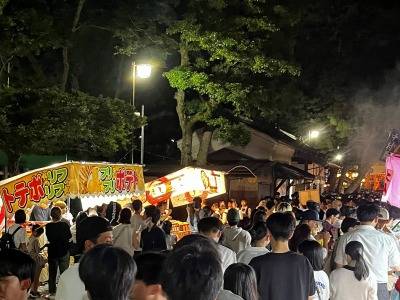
[
  {"xmin": 0, "ymin": 87, "xmax": 142, "ymax": 174},
  {"xmin": 2, "ymin": 0, "xmax": 400, "ymax": 190}
]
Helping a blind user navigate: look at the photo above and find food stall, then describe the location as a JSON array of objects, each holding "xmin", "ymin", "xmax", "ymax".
[
  {"xmin": 145, "ymin": 167, "xmax": 226, "ymax": 238},
  {"xmin": 0, "ymin": 161, "xmax": 145, "ymax": 230}
]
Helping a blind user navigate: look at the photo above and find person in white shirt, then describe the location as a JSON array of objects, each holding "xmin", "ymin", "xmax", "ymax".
[
  {"xmin": 335, "ymin": 203, "xmax": 400, "ymax": 300},
  {"xmin": 330, "ymin": 241, "xmax": 378, "ymax": 300},
  {"xmin": 237, "ymin": 222, "xmax": 270, "ymax": 264},
  {"xmin": 113, "ymin": 208, "xmax": 135, "ymax": 256},
  {"xmin": 7, "ymin": 209, "xmax": 27, "ymax": 252},
  {"xmin": 298, "ymin": 240, "xmax": 330, "ymax": 300},
  {"xmin": 198, "ymin": 217, "xmax": 236, "ymax": 273},
  {"xmin": 187, "ymin": 197, "xmax": 201, "ymax": 233},
  {"xmin": 55, "ymin": 216, "xmax": 113, "ymax": 300},
  {"xmin": 222, "ymin": 209, "xmax": 251, "ymax": 254},
  {"xmin": 130, "ymin": 199, "xmax": 145, "ymax": 252}
]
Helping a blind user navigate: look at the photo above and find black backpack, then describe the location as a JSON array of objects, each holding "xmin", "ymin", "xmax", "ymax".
[{"xmin": 0, "ymin": 226, "xmax": 22, "ymax": 251}]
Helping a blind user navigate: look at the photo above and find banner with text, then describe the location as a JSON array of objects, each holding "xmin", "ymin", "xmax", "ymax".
[{"xmin": 0, "ymin": 162, "xmax": 144, "ymax": 215}]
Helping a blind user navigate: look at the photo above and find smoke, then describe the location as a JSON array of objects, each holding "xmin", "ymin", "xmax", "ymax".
[{"xmin": 346, "ymin": 63, "xmax": 400, "ymax": 170}]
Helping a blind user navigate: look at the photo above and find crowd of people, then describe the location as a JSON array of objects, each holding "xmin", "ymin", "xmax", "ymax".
[{"xmin": 1, "ymin": 191, "xmax": 400, "ymax": 300}]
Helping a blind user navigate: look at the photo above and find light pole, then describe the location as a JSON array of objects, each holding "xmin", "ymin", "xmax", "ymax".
[{"xmin": 131, "ymin": 62, "xmax": 152, "ymax": 164}]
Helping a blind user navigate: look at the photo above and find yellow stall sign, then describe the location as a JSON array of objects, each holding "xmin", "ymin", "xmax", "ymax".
[{"xmin": 0, "ymin": 161, "xmax": 144, "ymax": 214}]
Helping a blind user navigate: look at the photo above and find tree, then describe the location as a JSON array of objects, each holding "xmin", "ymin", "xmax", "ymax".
[
  {"xmin": 0, "ymin": 87, "xmax": 143, "ymax": 175},
  {"xmin": 0, "ymin": 0, "xmax": 9, "ymax": 14},
  {"xmin": 0, "ymin": 0, "xmax": 63, "ymax": 86},
  {"xmin": 116, "ymin": 0, "xmax": 300, "ymax": 166}
]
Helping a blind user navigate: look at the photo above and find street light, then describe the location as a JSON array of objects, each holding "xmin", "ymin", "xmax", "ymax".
[
  {"xmin": 132, "ymin": 62, "xmax": 152, "ymax": 165},
  {"xmin": 309, "ymin": 130, "xmax": 320, "ymax": 140},
  {"xmin": 137, "ymin": 64, "xmax": 152, "ymax": 79},
  {"xmin": 334, "ymin": 153, "xmax": 344, "ymax": 161}
]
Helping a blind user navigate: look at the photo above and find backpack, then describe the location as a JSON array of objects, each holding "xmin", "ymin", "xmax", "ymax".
[{"xmin": 0, "ymin": 226, "xmax": 22, "ymax": 251}]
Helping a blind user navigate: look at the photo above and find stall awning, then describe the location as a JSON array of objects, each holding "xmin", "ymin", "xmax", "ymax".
[
  {"xmin": 274, "ymin": 163, "xmax": 315, "ymax": 180},
  {"xmin": 209, "ymin": 161, "xmax": 314, "ymax": 180}
]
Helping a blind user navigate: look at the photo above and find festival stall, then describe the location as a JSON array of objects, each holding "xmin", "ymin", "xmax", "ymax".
[
  {"xmin": 382, "ymin": 153, "xmax": 400, "ymax": 208},
  {"xmin": 0, "ymin": 161, "xmax": 145, "ymax": 229},
  {"xmin": 145, "ymin": 167, "xmax": 227, "ymax": 238}
]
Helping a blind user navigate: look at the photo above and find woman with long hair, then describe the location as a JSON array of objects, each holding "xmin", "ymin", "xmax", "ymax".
[
  {"xmin": 330, "ymin": 241, "xmax": 377, "ymax": 300},
  {"xmin": 223, "ymin": 263, "xmax": 259, "ymax": 300},
  {"xmin": 298, "ymin": 240, "xmax": 330, "ymax": 300}
]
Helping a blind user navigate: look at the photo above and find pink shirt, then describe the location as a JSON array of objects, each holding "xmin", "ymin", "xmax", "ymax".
[{"xmin": 383, "ymin": 154, "xmax": 400, "ymax": 207}]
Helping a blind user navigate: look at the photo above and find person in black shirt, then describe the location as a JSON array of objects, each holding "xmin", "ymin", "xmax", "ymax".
[
  {"xmin": 45, "ymin": 206, "xmax": 72, "ymax": 295},
  {"xmin": 249, "ymin": 212, "xmax": 316, "ymax": 300},
  {"xmin": 140, "ymin": 205, "xmax": 167, "ymax": 252}
]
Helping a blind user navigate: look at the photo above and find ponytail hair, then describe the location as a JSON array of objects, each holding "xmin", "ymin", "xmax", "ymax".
[{"xmin": 345, "ymin": 241, "xmax": 369, "ymax": 281}]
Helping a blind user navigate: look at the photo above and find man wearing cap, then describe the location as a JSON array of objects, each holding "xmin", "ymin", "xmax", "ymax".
[
  {"xmin": 301, "ymin": 209, "xmax": 330, "ymax": 255},
  {"xmin": 222, "ymin": 208, "xmax": 251, "ymax": 253},
  {"xmin": 55, "ymin": 216, "xmax": 113, "ymax": 300}
]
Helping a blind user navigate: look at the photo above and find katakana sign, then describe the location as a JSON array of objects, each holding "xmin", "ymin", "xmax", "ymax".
[{"xmin": 0, "ymin": 162, "xmax": 144, "ymax": 214}]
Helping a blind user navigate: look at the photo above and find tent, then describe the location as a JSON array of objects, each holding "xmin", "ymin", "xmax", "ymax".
[{"xmin": 0, "ymin": 161, "xmax": 145, "ymax": 228}]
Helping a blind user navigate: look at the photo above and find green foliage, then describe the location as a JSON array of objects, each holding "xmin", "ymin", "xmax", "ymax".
[
  {"xmin": 156, "ymin": 0, "xmax": 301, "ymax": 159},
  {"xmin": 0, "ymin": 3, "xmax": 62, "ymax": 58},
  {"xmin": 210, "ymin": 118, "xmax": 251, "ymax": 146},
  {"xmin": 0, "ymin": 87, "xmax": 143, "ymax": 161}
]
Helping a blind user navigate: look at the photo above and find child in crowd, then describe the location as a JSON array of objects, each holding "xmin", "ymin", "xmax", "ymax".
[{"xmin": 27, "ymin": 225, "xmax": 47, "ymax": 298}]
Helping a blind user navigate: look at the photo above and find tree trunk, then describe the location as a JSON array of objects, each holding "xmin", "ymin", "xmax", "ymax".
[
  {"xmin": 196, "ymin": 130, "xmax": 213, "ymax": 166},
  {"xmin": 61, "ymin": 47, "xmax": 69, "ymax": 91},
  {"xmin": 176, "ymin": 89, "xmax": 193, "ymax": 166},
  {"xmin": 27, "ymin": 54, "xmax": 46, "ymax": 85},
  {"xmin": 70, "ymin": 71, "xmax": 80, "ymax": 91},
  {"xmin": 327, "ymin": 167, "xmax": 339, "ymax": 192},
  {"xmin": 176, "ymin": 44, "xmax": 193, "ymax": 166},
  {"xmin": 345, "ymin": 163, "xmax": 373, "ymax": 194},
  {"xmin": 336, "ymin": 166, "xmax": 349, "ymax": 193},
  {"xmin": 71, "ymin": 0, "xmax": 86, "ymax": 32},
  {"xmin": 6, "ymin": 151, "xmax": 21, "ymax": 177},
  {"xmin": 180, "ymin": 122, "xmax": 193, "ymax": 166},
  {"xmin": 61, "ymin": 0, "xmax": 86, "ymax": 91}
]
